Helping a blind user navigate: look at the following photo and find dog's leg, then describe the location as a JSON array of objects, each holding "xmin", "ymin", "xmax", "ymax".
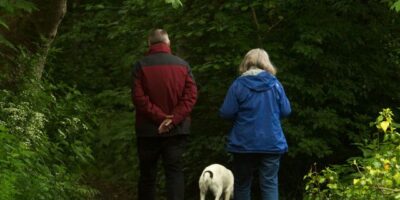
[
  {"xmin": 214, "ymin": 188, "xmax": 223, "ymax": 200},
  {"xmin": 224, "ymin": 184, "xmax": 233, "ymax": 200},
  {"xmin": 224, "ymin": 188, "xmax": 233, "ymax": 200},
  {"xmin": 199, "ymin": 179, "xmax": 207, "ymax": 200},
  {"xmin": 199, "ymin": 185, "xmax": 208, "ymax": 200},
  {"xmin": 200, "ymin": 191, "xmax": 206, "ymax": 200}
]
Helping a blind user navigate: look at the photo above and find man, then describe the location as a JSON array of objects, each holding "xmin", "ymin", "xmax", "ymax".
[{"xmin": 131, "ymin": 29, "xmax": 197, "ymax": 200}]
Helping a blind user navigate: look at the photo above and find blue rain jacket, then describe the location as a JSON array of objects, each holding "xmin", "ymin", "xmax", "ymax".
[{"xmin": 219, "ymin": 71, "xmax": 291, "ymax": 153}]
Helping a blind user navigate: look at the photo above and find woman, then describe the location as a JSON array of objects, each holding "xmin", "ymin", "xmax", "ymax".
[{"xmin": 219, "ymin": 48, "xmax": 291, "ymax": 200}]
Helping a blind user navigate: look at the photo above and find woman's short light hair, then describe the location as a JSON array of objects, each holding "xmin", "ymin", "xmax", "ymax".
[{"xmin": 239, "ymin": 48, "xmax": 276, "ymax": 75}]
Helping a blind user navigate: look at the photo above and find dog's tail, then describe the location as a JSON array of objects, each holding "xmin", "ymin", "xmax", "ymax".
[
  {"xmin": 203, "ymin": 170, "xmax": 214, "ymax": 185},
  {"xmin": 202, "ymin": 170, "xmax": 214, "ymax": 187},
  {"xmin": 202, "ymin": 170, "xmax": 213, "ymax": 182},
  {"xmin": 199, "ymin": 170, "xmax": 213, "ymax": 193}
]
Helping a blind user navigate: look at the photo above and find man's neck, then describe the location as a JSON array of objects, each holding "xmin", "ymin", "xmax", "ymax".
[{"xmin": 147, "ymin": 42, "xmax": 171, "ymax": 55}]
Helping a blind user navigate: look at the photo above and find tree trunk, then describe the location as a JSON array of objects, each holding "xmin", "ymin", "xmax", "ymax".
[{"xmin": 0, "ymin": 0, "xmax": 67, "ymax": 90}]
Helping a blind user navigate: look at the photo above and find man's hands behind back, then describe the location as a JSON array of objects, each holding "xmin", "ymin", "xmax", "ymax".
[{"xmin": 158, "ymin": 115, "xmax": 174, "ymax": 134}]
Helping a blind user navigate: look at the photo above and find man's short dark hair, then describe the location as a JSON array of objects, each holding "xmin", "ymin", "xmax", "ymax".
[{"xmin": 148, "ymin": 29, "xmax": 169, "ymax": 45}]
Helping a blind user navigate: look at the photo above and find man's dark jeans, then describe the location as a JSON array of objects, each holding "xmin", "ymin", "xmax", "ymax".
[{"xmin": 137, "ymin": 135, "xmax": 187, "ymax": 200}]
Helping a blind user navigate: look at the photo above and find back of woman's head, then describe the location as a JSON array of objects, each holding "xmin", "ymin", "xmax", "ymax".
[{"xmin": 239, "ymin": 48, "xmax": 276, "ymax": 75}]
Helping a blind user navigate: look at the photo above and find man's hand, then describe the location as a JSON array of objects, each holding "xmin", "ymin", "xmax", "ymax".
[{"xmin": 158, "ymin": 115, "xmax": 174, "ymax": 134}]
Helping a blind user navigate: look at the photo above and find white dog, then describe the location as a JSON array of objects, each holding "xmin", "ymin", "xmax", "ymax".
[{"xmin": 199, "ymin": 164, "xmax": 234, "ymax": 200}]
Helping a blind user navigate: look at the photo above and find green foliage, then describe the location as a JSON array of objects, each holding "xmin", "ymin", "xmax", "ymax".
[
  {"xmin": 0, "ymin": 85, "xmax": 95, "ymax": 200},
  {"xmin": 0, "ymin": 80, "xmax": 98, "ymax": 199},
  {"xmin": 0, "ymin": 0, "xmax": 36, "ymax": 13},
  {"xmin": 0, "ymin": 0, "xmax": 36, "ymax": 49},
  {"xmin": 0, "ymin": 125, "xmax": 18, "ymax": 200},
  {"xmin": 386, "ymin": 0, "xmax": 400, "ymax": 12},
  {"xmin": 393, "ymin": 1, "xmax": 400, "ymax": 12},
  {"xmin": 90, "ymin": 88, "xmax": 137, "ymax": 186},
  {"xmin": 304, "ymin": 108, "xmax": 400, "ymax": 199}
]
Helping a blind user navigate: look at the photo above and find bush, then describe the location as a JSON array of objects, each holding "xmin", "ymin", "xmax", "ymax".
[
  {"xmin": 0, "ymin": 84, "xmax": 98, "ymax": 199},
  {"xmin": 304, "ymin": 108, "xmax": 400, "ymax": 200}
]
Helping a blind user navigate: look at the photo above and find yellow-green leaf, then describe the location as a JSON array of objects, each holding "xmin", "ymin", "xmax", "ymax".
[
  {"xmin": 394, "ymin": 173, "xmax": 400, "ymax": 185},
  {"xmin": 380, "ymin": 121, "xmax": 390, "ymax": 132}
]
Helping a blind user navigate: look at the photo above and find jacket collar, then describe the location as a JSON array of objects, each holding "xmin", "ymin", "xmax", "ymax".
[
  {"xmin": 146, "ymin": 42, "xmax": 171, "ymax": 55},
  {"xmin": 242, "ymin": 67, "xmax": 265, "ymax": 76}
]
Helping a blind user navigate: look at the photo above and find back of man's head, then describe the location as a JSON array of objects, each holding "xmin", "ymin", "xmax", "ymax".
[{"xmin": 148, "ymin": 29, "xmax": 170, "ymax": 45}]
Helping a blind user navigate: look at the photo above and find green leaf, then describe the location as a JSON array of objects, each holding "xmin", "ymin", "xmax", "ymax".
[
  {"xmin": 0, "ymin": 125, "xmax": 7, "ymax": 133},
  {"xmin": 0, "ymin": 18, "xmax": 9, "ymax": 29},
  {"xmin": 318, "ymin": 177, "xmax": 326, "ymax": 183},
  {"xmin": 0, "ymin": 35, "xmax": 15, "ymax": 50},
  {"xmin": 165, "ymin": 0, "xmax": 183, "ymax": 8},
  {"xmin": 394, "ymin": 173, "xmax": 400, "ymax": 185},
  {"xmin": 391, "ymin": 1, "xmax": 400, "ymax": 12},
  {"xmin": 380, "ymin": 121, "xmax": 390, "ymax": 132},
  {"xmin": 378, "ymin": 115, "xmax": 384, "ymax": 122},
  {"xmin": 14, "ymin": 0, "xmax": 37, "ymax": 12}
]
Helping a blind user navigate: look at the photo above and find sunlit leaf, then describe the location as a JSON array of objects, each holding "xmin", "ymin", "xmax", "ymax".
[
  {"xmin": 391, "ymin": 1, "xmax": 400, "ymax": 12},
  {"xmin": 165, "ymin": 0, "xmax": 183, "ymax": 8},
  {"xmin": 380, "ymin": 121, "xmax": 390, "ymax": 132}
]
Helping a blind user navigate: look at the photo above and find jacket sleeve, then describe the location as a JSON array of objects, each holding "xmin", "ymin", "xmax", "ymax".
[
  {"xmin": 275, "ymin": 81, "xmax": 291, "ymax": 118},
  {"xmin": 219, "ymin": 81, "xmax": 239, "ymax": 120},
  {"xmin": 131, "ymin": 62, "xmax": 168, "ymax": 124},
  {"xmin": 171, "ymin": 67, "xmax": 198, "ymax": 125}
]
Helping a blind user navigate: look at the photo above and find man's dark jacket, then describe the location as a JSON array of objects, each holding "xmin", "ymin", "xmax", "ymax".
[{"xmin": 131, "ymin": 42, "xmax": 197, "ymax": 137}]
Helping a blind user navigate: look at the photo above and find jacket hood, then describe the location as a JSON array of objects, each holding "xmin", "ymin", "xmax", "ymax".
[{"xmin": 238, "ymin": 70, "xmax": 277, "ymax": 92}]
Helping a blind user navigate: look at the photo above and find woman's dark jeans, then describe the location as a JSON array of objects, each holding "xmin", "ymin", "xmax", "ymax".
[{"xmin": 232, "ymin": 153, "xmax": 282, "ymax": 200}]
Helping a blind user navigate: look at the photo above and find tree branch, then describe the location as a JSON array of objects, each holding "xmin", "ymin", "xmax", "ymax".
[
  {"xmin": 0, "ymin": 0, "xmax": 67, "ymax": 89},
  {"xmin": 250, "ymin": 4, "xmax": 262, "ymax": 47}
]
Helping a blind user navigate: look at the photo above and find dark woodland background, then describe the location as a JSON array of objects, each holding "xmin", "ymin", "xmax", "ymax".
[{"xmin": 0, "ymin": 0, "xmax": 399, "ymax": 199}]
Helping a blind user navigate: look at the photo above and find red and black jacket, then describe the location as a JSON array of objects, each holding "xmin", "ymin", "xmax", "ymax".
[{"xmin": 131, "ymin": 42, "xmax": 197, "ymax": 137}]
